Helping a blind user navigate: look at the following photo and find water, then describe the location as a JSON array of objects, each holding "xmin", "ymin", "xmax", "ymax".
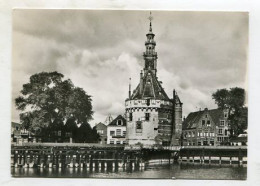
[{"xmin": 11, "ymin": 163, "xmax": 247, "ymax": 180}]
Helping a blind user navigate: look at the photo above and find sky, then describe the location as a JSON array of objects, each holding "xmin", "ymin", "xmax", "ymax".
[{"xmin": 12, "ymin": 10, "xmax": 248, "ymax": 126}]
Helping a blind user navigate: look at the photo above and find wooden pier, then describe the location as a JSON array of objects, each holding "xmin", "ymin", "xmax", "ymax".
[
  {"xmin": 11, "ymin": 143, "xmax": 247, "ymax": 169},
  {"xmin": 179, "ymin": 146, "xmax": 247, "ymax": 165}
]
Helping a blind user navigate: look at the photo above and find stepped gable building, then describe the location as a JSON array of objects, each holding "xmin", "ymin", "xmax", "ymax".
[
  {"xmin": 125, "ymin": 12, "xmax": 183, "ymax": 146},
  {"xmin": 107, "ymin": 115, "xmax": 127, "ymax": 145},
  {"xmin": 182, "ymin": 108, "xmax": 230, "ymax": 146}
]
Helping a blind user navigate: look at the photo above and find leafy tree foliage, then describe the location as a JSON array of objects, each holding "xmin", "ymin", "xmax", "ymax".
[
  {"xmin": 15, "ymin": 71, "xmax": 97, "ymax": 142},
  {"xmin": 212, "ymin": 87, "xmax": 247, "ymax": 137}
]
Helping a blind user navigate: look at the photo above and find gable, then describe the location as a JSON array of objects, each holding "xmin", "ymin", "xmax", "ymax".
[{"xmin": 108, "ymin": 115, "xmax": 127, "ymax": 126}]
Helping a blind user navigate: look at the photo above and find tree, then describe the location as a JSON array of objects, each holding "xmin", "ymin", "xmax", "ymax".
[
  {"xmin": 15, "ymin": 71, "xmax": 96, "ymax": 142},
  {"xmin": 212, "ymin": 87, "xmax": 247, "ymax": 137}
]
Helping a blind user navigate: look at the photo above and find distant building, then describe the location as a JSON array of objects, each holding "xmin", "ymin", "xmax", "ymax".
[
  {"xmin": 11, "ymin": 122, "xmax": 34, "ymax": 144},
  {"xmin": 125, "ymin": 13, "xmax": 182, "ymax": 146},
  {"xmin": 104, "ymin": 114, "xmax": 113, "ymax": 125},
  {"xmin": 107, "ymin": 115, "xmax": 127, "ymax": 145},
  {"xmin": 94, "ymin": 122, "xmax": 107, "ymax": 144},
  {"xmin": 230, "ymin": 132, "xmax": 248, "ymax": 146},
  {"xmin": 182, "ymin": 108, "xmax": 230, "ymax": 146}
]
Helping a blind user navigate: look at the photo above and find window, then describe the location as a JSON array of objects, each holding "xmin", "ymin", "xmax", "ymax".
[
  {"xmin": 220, "ymin": 120, "xmax": 225, "ymax": 127},
  {"xmin": 117, "ymin": 119, "xmax": 122, "ymax": 126},
  {"xmin": 205, "ymin": 114, "xmax": 208, "ymax": 118},
  {"xmin": 110, "ymin": 140, "xmax": 114, "ymax": 144},
  {"xmin": 217, "ymin": 137, "xmax": 224, "ymax": 142},
  {"xmin": 202, "ymin": 120, "xmax": 206, "ymax": 126},
  {"xmin": 207, "ymin": 120, "xmax": 211, "ymax": 126},
  {"xmin": 197, "ymin": 132, "xmax": 200, "ymax": 137},
  {"xmin": 116, "ymin": 141, "xmax": 121, "ymax": 145},
  {"xmin": 65, "ymin": 132, "xmax": 71, "ymax": 137},
  {"xmin": 146, "ymin": 99, "xmax": 150, "ymax": 106},
  {"xmin": 145, "ymin": 113, "xmax": 150, "ymax": 121},
  {"xmin": 116, "ymin": 129, "xmax": 121, "ymax": 136},
  {"xmin": 123, "ymin": 131, "xmax": 126, "ymax": 136},
  {"xmin": 58, "ymin": 130, "xmax": 62, "ymax": 136},
  {"xmin": 123, "ymin": 141, "xmax": 126, "ymax": 144},
  {"xmin": 224, "ymin": 113, "xmax": 228, "ymax": 118},
  {"xmin": 110, "ymin": 131, "xmax": 115, "ymax": 136},
  {"xmin": 198, "ymin": 141, "xmax": 201, "ymax": 146},
  {"xmin": 218, "ymin": 129, "xmax": 223, "ymax": 134},
  {"xmin": 129, "ymin": 113, "xmax": 133, "ymax": 121},
  {"xmin": 97, "ymin": 130, "xmax": 103, "ymax": 134},
  {"xmin": 136, "ymin": 121, "xmax": 142, "ymax": 133},
  {"xmin": 225, "ymin": 130, "xmax": 228, "ymax": 135}
]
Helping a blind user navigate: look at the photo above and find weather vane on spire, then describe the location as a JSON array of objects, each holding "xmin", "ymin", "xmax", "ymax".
[
  {"xmin": 148, "ymin": 11, "xmax": 153, "ymax": 32},
  {"xmin": 148, "ymin": 11, "xmax": 153, "ymax": 22}
]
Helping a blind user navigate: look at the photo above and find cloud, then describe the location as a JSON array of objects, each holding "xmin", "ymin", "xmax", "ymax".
[{"xmin": 12, "ymin": 10, "xmax": 248, "ymax": 126}]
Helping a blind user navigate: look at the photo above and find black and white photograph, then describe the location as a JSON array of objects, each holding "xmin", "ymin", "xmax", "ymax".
[{"xmin": 10, "ymin": 9, "xmax": 248, "ymax": 180}]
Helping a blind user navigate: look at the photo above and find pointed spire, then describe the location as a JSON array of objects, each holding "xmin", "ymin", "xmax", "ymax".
[
  {"xmin": 129, "ymin": 77, "xmax": 131, "ymax": 99},
  {"xmin": 148, "ymin": 11, "xmax": 153, "ymax": 32}
]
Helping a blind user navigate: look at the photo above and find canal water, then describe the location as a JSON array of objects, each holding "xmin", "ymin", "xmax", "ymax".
[{"xmin": 11, "ymin": 163, "xmax": 247, "ymax": 180}]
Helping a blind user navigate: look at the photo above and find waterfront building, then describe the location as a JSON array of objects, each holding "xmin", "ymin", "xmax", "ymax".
[
  {"xmin": 11, "ymin": 122, "xmax": 34, "ymax": 144},
  {"xmin": 230, "ymin": 132, "xmax": 248, "ymax": 146},
  {"xmin": 182, "ymin": 108, "xmax": 230, "ymax": 146},
  {"xmin": 93, "ymin": 122, "xmax": 107, "ymax": 144},
  {"xmin": 107, "ymin": 115, "xmax": 127, "ymax": 145},
  {"xmin": 125, "ymin": 13, "xmax": 183, "ymax": 146}
]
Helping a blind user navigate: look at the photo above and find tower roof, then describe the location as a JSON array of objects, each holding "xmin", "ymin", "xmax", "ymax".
[{"xmin": 130, "ymin": 70, "xmax": 170, "ymax": 100}]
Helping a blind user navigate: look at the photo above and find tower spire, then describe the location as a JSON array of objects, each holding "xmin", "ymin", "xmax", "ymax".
[
  {"xmin": 143, "ymin": 11, "xmax": 157, "ymax": 75},
  {"xmin": 148, "ymin": 11, "xmax": 153, "ymax": 32},
  {"xmin": 129, "ymin": 77, "xmax": 131, "ymax": 99}
]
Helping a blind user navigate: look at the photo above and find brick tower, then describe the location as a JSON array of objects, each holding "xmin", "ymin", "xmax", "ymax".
[{"xmin": 125, "ymin": 12, "xmax": 183, "ymax": 146}]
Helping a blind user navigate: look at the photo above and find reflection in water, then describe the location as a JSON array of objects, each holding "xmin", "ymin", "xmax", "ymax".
[{"xmin": 11, "ymin": 163, "xmax": 247, "ymax": 180}]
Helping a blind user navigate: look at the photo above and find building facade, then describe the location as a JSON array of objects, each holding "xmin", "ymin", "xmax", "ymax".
[
  {"xmin": 94, "ymin": 122, "xmax": 107, "ymax": 144},
  {"xmin": 11, "ymin": 122, "xmax": 34, "ymax": 144},
  {"xmin": 125, "ymin": 13, "xmax": 182, "ymax": 146},
  {"xmin": 107, "ymin": 115, "xmax": 127, "ymax": 145},
  {"xmin": 182, "ymin": 108, "xmax": 230, "ymax": 146}
]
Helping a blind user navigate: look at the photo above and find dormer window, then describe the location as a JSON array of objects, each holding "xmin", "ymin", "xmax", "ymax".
[
  {"xmin": 202, "ymin": 120, "xmax": 206, "ymax": 126},
  {"xmin": 117, "ymin": 119, "xmax": 122, "ymax": 126},
  {"xmin": 205, "ymin": 114, "xmax": 208, "ymax": 118}
]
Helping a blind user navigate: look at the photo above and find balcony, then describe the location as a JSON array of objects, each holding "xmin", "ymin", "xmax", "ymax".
[
  {"xmin": 112, "ymin": 135, "xmax": 126, "ymax": 138},
  {"xmin": 143, "ymin": 52, "xmax": 157, "ymax": 56}
]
